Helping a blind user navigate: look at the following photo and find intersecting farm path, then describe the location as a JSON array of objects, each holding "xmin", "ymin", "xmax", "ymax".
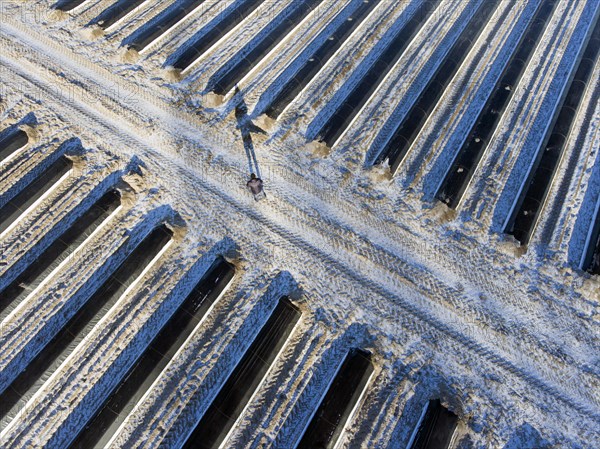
[{"xmin": 1, "ymin": 10, "xmax": 599, "ymax": 447}]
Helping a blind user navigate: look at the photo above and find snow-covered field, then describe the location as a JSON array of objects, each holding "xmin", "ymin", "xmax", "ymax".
[{"xmin": 0, "ymin": 0, "xmax": 599, "ymax": 447}]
